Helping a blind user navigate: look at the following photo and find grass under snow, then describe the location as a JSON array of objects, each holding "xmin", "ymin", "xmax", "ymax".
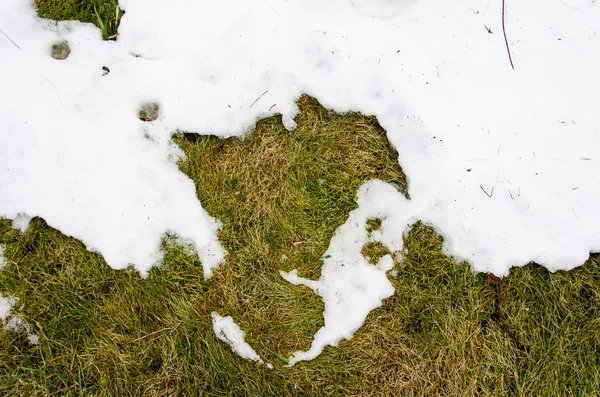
[{"xmin": 1, "ymin": 1, "xmax": 599, "ymax": 395}]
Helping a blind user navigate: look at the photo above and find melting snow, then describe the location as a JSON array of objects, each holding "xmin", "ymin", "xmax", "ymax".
[
  {"xmin": 0, "ymin": 295, "xmax": 39, "ymax": 344},
  {"xmin": 11, "ymin": 213, "xmax": 31, "ymax": 234},
  {"xmin": 5, "ymin": 317, "xmax": 39, "ymax": 345},
  {"xmin": 0, "ymin": 244, "xmax": 6, "ymax": 270},
  {"xmin": 211, "ymin": 312, "xmax": 272, "ymax": 369},
  {"xmin": 281, "ymin": 180, "xmax": 414, "ymax": 365},
  {"xmin": 0, "ymin": 295, "xmax": 17, "ymax": 321}
]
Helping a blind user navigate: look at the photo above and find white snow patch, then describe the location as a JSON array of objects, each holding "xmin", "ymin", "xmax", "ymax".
[
  {"xmin": 5, "ymin": 317, "xmax": 39, "ymax": 344},
  {"xmin": 0, "ymin": 295, "xmax": 39, "ymax": 344},
  {"xmin": 0, "ymin": 0, "xmax": 226, "ymax": 277},
  {"xmin": 0, "ymin": 295, "xmax": 17, "ymax": 321},
  {"xmin": 27, "ymin": 333, "xmax": 40, "ymax": 345},
  {"xmin": 211, "ymin": 312, "xmax": 272, "ymax": 368},
  {"xmin": 0, "ymin": 244, "xmax": 6, "ymax": 270},
  {"xmin": 11, "ymin": 213, "xmax": 31, "ymax": 234},
  {"xmin": 281, "ymin": 180, "xmax": 414, "ymax": 365}
]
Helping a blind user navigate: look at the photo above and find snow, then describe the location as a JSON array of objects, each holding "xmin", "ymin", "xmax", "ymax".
[
  {"xmin": 27, "ymin": 333, "xmax": 39, "ymax": 345},
  {"xmin": 116, "ymin": 0, "xmax": 600, "ymax": 275},
  {"xmin": 281, "ymin": 180, "xmax": 413, "ymax": 365},
  {"xmin": 11, "ymin": 213, "xmax": 31, "ymax": 234},
  {"xmin": 1, "ymin": 0, "xmax": 599, "ymax": 363},
  {"xmin": 0, "ymin": 295, "xmax": 16, "ymax": 321},
  {"xmin": 0, "ymin": 0, "xmax": 226, "ymax": 277},
  {"xmin": 211, "ymin": 312, "xmax": 272, "ymax": 369},
  {"xmin": 5, "ymin": 317, "xmax": 39, "ymax": 345},
  {"xmin": 0, "ymin": 295, "xmax": 38, "ymax": 344},
  {"xmin": 0, "ymin": 244, "xmax": 6, "ymax": 270}
]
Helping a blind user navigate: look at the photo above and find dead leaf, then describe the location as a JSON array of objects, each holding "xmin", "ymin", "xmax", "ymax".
[{"xmin": 292, "ymin": 241, "xmax": 304, "ymax": 249}]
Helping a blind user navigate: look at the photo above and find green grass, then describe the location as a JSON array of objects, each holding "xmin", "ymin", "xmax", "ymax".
[
  {"xmin": 36, "ymin": 0, "xmax": 122, "ymax": 40},
  {"xmin": 0, "ymin": 2, "xmax": 599, "ymax": 395}
]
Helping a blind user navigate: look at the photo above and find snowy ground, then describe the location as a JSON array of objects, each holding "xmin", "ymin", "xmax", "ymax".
[{"xmin": 1, "ymin": 0, "xmax": 599, "ymax": 364}]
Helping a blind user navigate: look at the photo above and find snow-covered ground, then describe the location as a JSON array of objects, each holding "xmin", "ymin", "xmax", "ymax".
[{"xmin": 1, "ymin": 0, "xmax": 599, "ymax": 364}]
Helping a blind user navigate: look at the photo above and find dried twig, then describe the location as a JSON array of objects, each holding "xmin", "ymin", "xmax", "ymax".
[
  {"xmin": 249, "ymin": 90, "xmax": 268, "ymax": 108},
  {"xmin": 0, "ymin": 28, "xmax": 20, "ymax": 49},
  {"xmin": 501, "ymin": 0, "xmax": 515, "ymax": 69},
  {"xmin": 480, "ymin": 186, "xmax": 494, "ymax": 198}
]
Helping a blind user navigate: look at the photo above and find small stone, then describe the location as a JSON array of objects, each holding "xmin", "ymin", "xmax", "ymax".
[
  {"xmin": 139, "ymin": 102, "xmax": 160, "ymax": 122},
  {"xmin": 51, "ymin": 41, "xmax": 71, "ymax": 60}
]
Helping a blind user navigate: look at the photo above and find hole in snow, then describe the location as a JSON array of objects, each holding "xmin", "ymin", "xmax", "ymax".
[
  {"xmin": 176, "ymin": 132, "xmax": 203, "ymax": 143},
  {"xmin": 366, "ymin": 218, "xmax": 382, "ymax": 234},
  {"xmin": 50, "ymin": 41, "xmax": 71, "ymax": 60},
  {"xmin": 139, "ymin": 102, "xmax": 160, "ymax": 122}
]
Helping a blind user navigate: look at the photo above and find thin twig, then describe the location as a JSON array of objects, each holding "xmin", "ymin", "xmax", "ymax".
[
  {"xmin": 501, "ymin": 0, "xmax": 515, "ymax": 69},
  {"xmin": 249, "ymin": 90, "xmax": 268, "ymax": 108},
  {"xmin": 480, "ymin": 186, "xmax": 494, "ymax": 198},
  {"xmin": 0, "ymin": 28, "xmax": 20, "ymax": 49}
]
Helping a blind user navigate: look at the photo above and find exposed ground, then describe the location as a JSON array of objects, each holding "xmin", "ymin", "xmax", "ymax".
[{"xmin": 0, "ymin": 1, "xmax": 599, "ymax": 396}]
